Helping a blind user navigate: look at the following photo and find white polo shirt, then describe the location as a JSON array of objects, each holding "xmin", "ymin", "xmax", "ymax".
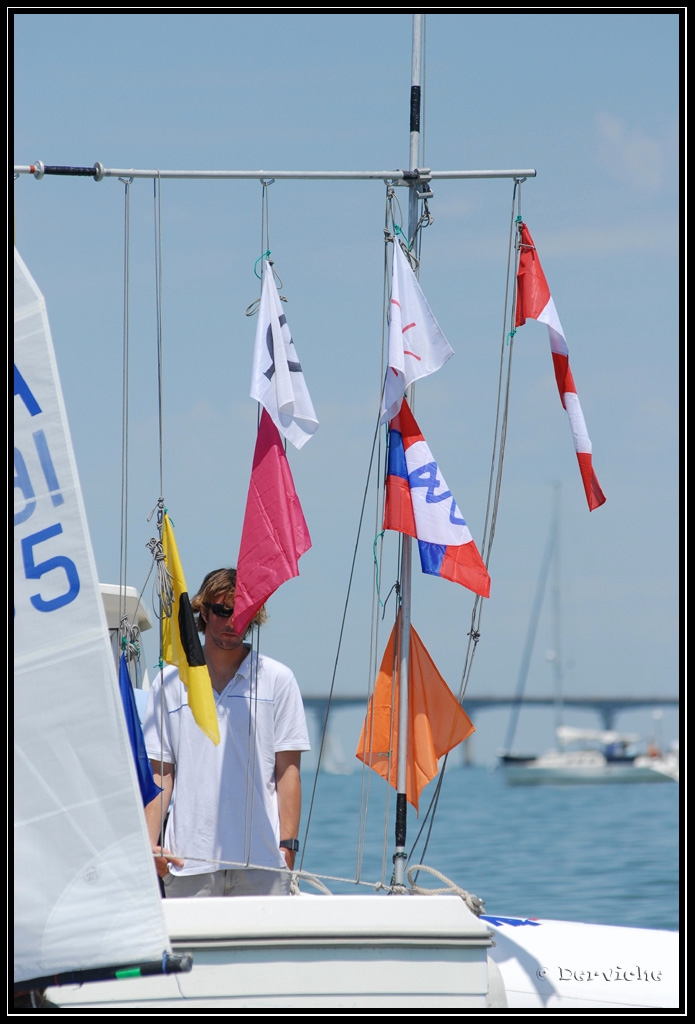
[{"xmin": 144, "ymin": 649, "xmax": 310, "ymax": 876}]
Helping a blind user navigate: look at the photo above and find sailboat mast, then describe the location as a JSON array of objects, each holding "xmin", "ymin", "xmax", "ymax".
[{"xmin": 393, "ymin": 12, "xmax": 424, "ymax": 888}]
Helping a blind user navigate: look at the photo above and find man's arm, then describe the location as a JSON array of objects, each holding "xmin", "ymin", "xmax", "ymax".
[
  {"xmin": 145, "ymin": 760, "xmax": 184, "ymax": 878},
  {"xmin": 275, "ymin": 750, "xmax": 302, "ymax": 870}
]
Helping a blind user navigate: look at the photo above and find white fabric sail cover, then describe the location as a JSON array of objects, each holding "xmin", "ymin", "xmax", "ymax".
[{"xmin": 14, "ymin": 249, "xmax": 170, "ymax": 984}]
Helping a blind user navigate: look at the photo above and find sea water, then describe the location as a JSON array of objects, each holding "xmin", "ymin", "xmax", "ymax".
[{"xmin": 297, "ymin": 765, "xmax": 680, "ymax": 932}]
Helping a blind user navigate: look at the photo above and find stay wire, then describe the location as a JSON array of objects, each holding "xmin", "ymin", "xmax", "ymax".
[
  {"xmin": 150, "ymin": 175, "xmax": 172, "ymax": 855},
  {"xmin": 457, "ymin": 178, "xmax": 524, "ymax": 706},
  {"xmin": 153, "ymin": 173, "xmax": 165, "ymax": 500},
  {"xmin": 118, "ymin": 177, "xmax": 133, "ymax": 630},
  {"xmin": 411, "ymin": 179, "xmax": 525, "ymax": 872},
  {"xmin": 261, "ymin": 177, "xmax": 273, "ymax": 260},
  {"xmin": 300, "ymin": 408, "xmax": 383, "ymax": 873},
  {"xmin": 356, "ymin": 194, "xmax": 401, "ymax": 884}
]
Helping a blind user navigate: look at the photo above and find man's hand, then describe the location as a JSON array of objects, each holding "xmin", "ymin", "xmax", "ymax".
[
  {"xmin": 280, "ymin": 845, "xmax": 297, "ymax": 871},
  {"xmin": 151, "ymin": 844, "xmax": 184, "ymax": 879}
]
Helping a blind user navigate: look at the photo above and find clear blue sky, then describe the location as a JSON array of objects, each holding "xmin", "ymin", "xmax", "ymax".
[{"xmin": 13, "ymin": 12, "xmax": 681, "ymax": 764}]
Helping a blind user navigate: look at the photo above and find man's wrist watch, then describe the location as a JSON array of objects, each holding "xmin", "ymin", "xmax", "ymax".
[{"xmin": 279, "ymin": 838, "xmax": 300, "ymax": 852}]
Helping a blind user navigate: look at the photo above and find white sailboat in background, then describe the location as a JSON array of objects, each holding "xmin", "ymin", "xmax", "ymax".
[
  {"xmin": 498, "ymin": 485, "xmax": 678, "ymax": 786},
  {"xmin": 14, "ymin": 14, "xmax": 678, "ymax": 1010}
]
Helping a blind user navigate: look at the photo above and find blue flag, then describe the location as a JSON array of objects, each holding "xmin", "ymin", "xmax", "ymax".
[{"xmin": 118, "ymin": 653, "xmax": 161, "ymax": 806}]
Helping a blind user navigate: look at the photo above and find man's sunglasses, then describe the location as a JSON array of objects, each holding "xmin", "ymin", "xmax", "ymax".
[{"xmin": 206, "ymin": 603, "xmax": 234, "ymax": 618}]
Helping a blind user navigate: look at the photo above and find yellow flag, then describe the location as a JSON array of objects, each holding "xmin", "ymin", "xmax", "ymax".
[{"xmin": 162, "ymin": 515, "xmax": 219, "ymax": 744}]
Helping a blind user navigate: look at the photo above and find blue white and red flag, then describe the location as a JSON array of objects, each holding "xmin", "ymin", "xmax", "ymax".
[{"xmin": 384, "ymin": 399, "xmax": 490, "ymax": 598}]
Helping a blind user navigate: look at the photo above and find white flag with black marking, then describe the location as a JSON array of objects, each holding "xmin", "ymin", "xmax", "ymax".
[{"xmin": 250, "ymin": 261, "xmax": 318, "ymax": 449}]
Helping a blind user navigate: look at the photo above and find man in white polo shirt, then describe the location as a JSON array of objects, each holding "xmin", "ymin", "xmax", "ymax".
[{"xmin": 143, "ymin": 567, "xmax": 310, "ymax": 896}]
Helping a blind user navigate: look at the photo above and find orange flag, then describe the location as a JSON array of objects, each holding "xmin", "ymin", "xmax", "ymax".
[{"xmin": 355, "ymin": 619, "xmax": 475, "ymax": 811}]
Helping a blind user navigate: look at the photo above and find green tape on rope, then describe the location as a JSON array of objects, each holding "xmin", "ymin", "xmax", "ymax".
[{"xmin": 254, "ymin": 250, "xmax": 271, "ymax": 279}]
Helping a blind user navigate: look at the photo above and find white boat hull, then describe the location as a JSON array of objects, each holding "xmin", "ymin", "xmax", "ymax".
[
  {"xmin": 46, "ymin": 894, "xmax": 507, "ymax": 1008},
  {"xmin": 501, "ymin": 750, "xmax": 678, "ymax": 785},
  {"xmin": 485, "ymin": 915, "xmax": 679, "ymax": 1009}
]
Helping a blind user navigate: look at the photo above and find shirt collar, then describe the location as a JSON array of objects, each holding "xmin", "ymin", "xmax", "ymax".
[{"xmin": 235, "ymin": 646, "xmax": 254, "ymax": 681}]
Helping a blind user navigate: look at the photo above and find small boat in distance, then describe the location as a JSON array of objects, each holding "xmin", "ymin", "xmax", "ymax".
[
  {"xmin": 500, "ymin": 726, "xmax": 679, "ymax": 785},
  {"xmin": 497, "ymin": 485, "xmax": 677, "ymax": 786}
]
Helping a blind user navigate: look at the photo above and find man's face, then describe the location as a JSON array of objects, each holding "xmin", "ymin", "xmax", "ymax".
[{"xmin": 204, "ymin": 592, "xmax": 244, "ymax": 651}]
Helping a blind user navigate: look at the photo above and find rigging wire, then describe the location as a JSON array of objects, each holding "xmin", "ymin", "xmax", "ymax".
[
  {"xmin": 261, "ymin": 177, "xmax": 273, "ymax": 270},
  {"xmin": 458, "ymin": 177, "xmax": 525, "ymax": 706},
  {"xmin": 116, "ymin": 175, "xmax": 147, "ymax": 679},
  {"xmin": 153, "ymin": 173, "xmax": 165, "ymax": 499},
  {"xmin": 118, "ymin": 177, "xmax": 133, "ymax": 633},
  {"xmin": 299, "ymin": 410, "xmax": 383, "ymax": 873},
  {"xmin": 409, "ymin": 178, "xmax": 526, "ymax": 871},
  {"xmin": 356, "ymin": 187, "xmax": 401, "ymax": 885},
  {"xmin": 146, "ymin": 172, "xmax": 175, "ymax": 860}
]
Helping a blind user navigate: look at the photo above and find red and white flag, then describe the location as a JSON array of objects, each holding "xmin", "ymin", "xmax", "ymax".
[
  {"xmin": 233, "ymin": 410, "xmax": 312, "ymax": 637},
  {"xmin": 516, "ymin": 222, "xmax": 606, "ymax": 511},
  {"xmin": 380, "ymin": 239, "xmax": 454, "ymax": 424}
]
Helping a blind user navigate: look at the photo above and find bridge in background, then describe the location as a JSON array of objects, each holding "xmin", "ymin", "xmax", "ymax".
[{"xmin": 302, "ymin": 694, "xmax": 679, "ymax": 732}]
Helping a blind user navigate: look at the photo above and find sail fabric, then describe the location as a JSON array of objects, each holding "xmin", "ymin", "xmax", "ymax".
[
  {"xmin": 233, "ymin": 409, "xmax": 312, "ymax": 638},
  {"xmin": 355, "ymin": 619, "xmax": 475, "ymax": 811},
  {"xmin": 14, "ymin": 248, "xmax": 170, "ymax": 984},
  {"xmin": 117, "ymin": 654, "xmax": 161, "ymax": 806},
  {"xmin": 380, "ymin": 239, "xmax": 454, "ymax": 424},
  {"xmin": 162, "ymin": 514, "xmax": 220, "ymax": 745},
  {"xmin": 250, "ymin": 260, "xmax": 319, "ymax": 449},
  {"xmin": 515, "ymin": 222, "xmax": 606, "ymax": 511},
  {"xmin": 384, "ymin": 399, "xmax": 491, "ymax": 598}
]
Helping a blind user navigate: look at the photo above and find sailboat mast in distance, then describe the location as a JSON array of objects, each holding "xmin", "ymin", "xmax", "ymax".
[{"xmin": 393, "ymin": 12, "xmax": 423, "ymax": 888}]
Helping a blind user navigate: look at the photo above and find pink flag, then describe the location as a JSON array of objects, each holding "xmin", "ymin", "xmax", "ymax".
[
  {"xmin": 233, "ymin": 409, "xmax": 311, "ymax": 636},
  {"xmin": 516, "ymin": 222, "xmax": 606, "ymax": 511}
]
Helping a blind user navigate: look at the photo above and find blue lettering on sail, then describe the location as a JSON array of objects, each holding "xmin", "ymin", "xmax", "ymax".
[
  {"xmin": 14, "ymin": 365, "xmax": 42, "ymax": 416},
  {"xmin": 33, "ymin": 430, "xmax": 64, "ymax": 507},
  {"xmin": 21, "ymin": 524, "xmax": 80, "ymax": 612},
  {"xmin": 14, "ymin": 448, "xmax": 36, "ymax": 525},
  {"xmin": 15, "ymin": 431, "xmax": 75, "ymax": 611}
]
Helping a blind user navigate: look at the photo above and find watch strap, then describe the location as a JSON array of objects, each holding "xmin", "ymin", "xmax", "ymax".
[{"xmin": 279, "ymin": 838, "xmax": 300, "ymax": 852}]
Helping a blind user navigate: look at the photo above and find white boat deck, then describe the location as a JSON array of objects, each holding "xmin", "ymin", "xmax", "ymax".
[{"xmin": 48, "ymin": 893, "xmax": 506, "ymax": 1008}]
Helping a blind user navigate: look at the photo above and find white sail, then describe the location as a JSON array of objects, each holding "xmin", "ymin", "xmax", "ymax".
[{"xmin": 13, "ymin": 249, "xmax": 170, "ymax": 985}]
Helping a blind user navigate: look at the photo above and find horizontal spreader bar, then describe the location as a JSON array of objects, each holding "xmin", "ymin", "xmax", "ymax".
[{"xmin": 14, "ymin": 162, "xmax": 536, "ymax": 182}]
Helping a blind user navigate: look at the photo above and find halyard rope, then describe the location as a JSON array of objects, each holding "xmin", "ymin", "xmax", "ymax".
[{"xmin": 406, "ymin": 865, "xmax": 485, "ymax": 915}]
